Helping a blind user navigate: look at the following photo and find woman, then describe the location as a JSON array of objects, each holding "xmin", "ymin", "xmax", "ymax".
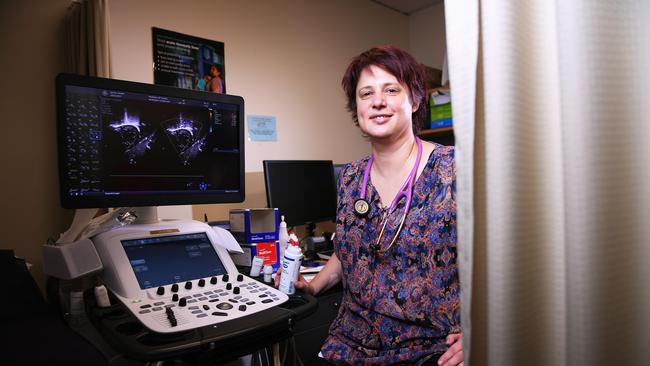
[
  {"xmin": 206, "ymin": 64, "xmax": 223, "ymax": 93},
  {"xmin": 278, "ymin": 45, "xmax": 462, "ymax": 365}
]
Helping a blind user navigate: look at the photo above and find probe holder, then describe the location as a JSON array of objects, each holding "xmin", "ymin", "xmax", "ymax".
[{"xmin": 42, "ymin": 238, "xmax": 103, "ymax": 280}]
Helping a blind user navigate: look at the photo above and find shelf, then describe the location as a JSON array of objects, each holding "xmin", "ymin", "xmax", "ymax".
[{"xmin": 418, "ymin": 126, "xmax": 453, "ymax": 138}]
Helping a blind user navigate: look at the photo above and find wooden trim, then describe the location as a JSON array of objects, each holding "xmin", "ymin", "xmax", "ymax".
[{"xmin": 418, "ymin": 126, "xmax": 453, "ymax": 138}]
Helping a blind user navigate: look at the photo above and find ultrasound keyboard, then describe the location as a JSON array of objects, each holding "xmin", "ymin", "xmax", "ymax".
[
  {"xmin": 91, "ymin": 220, "xmax": 290, "ymax": 334},
  {"xmin": 116, "ymin": 273, "xmax": 288, "ymax": 333}
]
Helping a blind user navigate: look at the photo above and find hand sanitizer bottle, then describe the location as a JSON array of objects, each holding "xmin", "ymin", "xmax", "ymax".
[
  {"xmin": 278, "ymin": 232, "xmax": 303, "ymax": 295},
  {"xmin": 278, "ymin": 215, "xmax": 289, "ymax": 260}
]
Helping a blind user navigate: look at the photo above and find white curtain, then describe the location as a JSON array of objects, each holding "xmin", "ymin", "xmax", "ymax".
[
  {"xmin": 446, "ymin": 1, "xmax": 650, "ymax": 365},
  {"xmin": 65, "ymin": 0, "xmax": 112, "ymax": 77}
]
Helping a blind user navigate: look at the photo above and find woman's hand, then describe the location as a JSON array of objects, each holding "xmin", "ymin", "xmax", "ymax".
[
  {"xmin": 273, "ymin": 271, "xmax": 313, "ymax": 295},
  {"xmin": 274, "ymin": 253, "xmax": 342, "ymax": 297},
  {"xmin": 437, "ymin": 333, "xmax": 463, "ymax": 366}
]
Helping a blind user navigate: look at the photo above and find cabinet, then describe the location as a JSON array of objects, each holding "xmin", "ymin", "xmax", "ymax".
[
  {"xmin": 292, "ymin": 284, "xmax": 343, "ymax": 364},
  {"xmin": 419, "ymin": 86, "xmax": 454, "ymax": 146}
]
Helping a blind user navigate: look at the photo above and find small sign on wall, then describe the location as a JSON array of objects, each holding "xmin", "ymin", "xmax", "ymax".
[{"xmin": 247, "ymin": 115, "xmax": 277, "ymax": 141}]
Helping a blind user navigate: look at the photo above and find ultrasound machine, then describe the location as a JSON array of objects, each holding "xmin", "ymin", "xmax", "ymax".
[{"xmin": 43, "ymin": 74, "xmax": 313, "ymax": 364}]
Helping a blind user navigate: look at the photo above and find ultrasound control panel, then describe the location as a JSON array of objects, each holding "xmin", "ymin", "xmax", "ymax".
[
  {"xmin": 92, "ymin": 219, "xmax": 288, "ymax": 334},
  {"xmin": 114, "ymin": 272, "xmax": 287, "ymax": 333}
]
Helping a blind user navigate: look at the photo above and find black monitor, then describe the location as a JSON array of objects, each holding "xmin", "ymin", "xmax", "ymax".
[
  {"xmin": 55, "ymin": 73, "xmax": 245, "ymax": 209},
  {"xmin": 263, "ymin": 160, "xmax": 337, "ymax": 228}
]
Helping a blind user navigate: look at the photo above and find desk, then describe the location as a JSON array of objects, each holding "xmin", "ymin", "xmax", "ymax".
[{"xmin": 292, "ymin": 283, "xmax": 343, "ymax": 365}]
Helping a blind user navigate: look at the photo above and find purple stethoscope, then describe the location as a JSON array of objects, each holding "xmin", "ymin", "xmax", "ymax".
[{"xmin": 353, "ymin": 136, "xmax": 423, "ymax": 254}]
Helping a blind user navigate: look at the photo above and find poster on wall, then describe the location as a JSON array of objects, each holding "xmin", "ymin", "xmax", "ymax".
[{"xmin": 152, "ymin": 27, "xmax": 226, "ymax": 93}]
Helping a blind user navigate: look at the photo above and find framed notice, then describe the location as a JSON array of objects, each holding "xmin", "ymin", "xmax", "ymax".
[{"xmin": 152, "ymin": 27, "xmax": 226, "ymax": 93}]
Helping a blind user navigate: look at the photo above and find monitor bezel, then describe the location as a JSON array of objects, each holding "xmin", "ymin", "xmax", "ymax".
[
  {"xmin": 55, "ymin": 73, "xmax": 245, "ymax": 209},
  {"xmin": 262, "ymin": 160, "xmax": 337, "ymax": 227}
]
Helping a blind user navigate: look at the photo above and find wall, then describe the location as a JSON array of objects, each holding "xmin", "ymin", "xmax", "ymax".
[
  {"xmin": 107, "ymin": 0, "xmax": 410, "ymax": 221},
  {"xmin": 0, "ymin": 0, "xmax": 73, "ymax": 289},
  {"xmin": 0, "ymin": 0, "xmax": 446, "ymax": 290},
  {"xmin": 410, "ymin": 2, "xmax": 447, "ymax": 69}
]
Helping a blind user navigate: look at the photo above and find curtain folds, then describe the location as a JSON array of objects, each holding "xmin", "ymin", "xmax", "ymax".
[
  {"xmin": 65, "ymin": 0, "xmax": 111, "ymax": 77},
  {"xmin": 446, "ymin": 1, "xmax": 650, "ymax": 365}
]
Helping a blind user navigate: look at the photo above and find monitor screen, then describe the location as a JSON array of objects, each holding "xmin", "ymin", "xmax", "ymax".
[
  {"xmin": 121, "ymin": 232, "xmax": 227, "ymax": 289},
  {"xmin": 55, "ymin": 73, "xmax": 245, "ymax": 209},
  {"xmin": 263, "ymin": 160, "xmax": 337, "ymax": 227}
]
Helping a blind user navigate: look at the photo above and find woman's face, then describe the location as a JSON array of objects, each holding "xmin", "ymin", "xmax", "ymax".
[{"xmin": 355, "ymin": 65, "xmax": 417, "ymax": 140}]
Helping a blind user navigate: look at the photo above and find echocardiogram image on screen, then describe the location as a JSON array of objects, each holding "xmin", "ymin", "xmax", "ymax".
[{"xmin": 56, "ymin": 73, "xmax": 245, "ymax": 208}]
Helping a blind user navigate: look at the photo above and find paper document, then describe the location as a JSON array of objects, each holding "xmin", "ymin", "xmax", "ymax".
[
  {"xmin": 432, "ymin": 93, "xmax": 451, "ymax": 105},
  {"xmin": 211, "ymin": 225, "xmax": 244, "ymax": 253},
  {"xmin": 300, "ymin": 260, "xmax": 326, "ymax": 274},
  {"xmin": 300, "ymin": 265, "xmax": 325, "ymax": 274}
]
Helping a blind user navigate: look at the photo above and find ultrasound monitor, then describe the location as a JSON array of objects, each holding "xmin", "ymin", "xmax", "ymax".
[
  {"xmin": 263, "ymin": 160, "xmax": 337, "ymax": 229},
  {"xmin": 55, "ymin": 73, "xmax": 245, "ymax": 209}
]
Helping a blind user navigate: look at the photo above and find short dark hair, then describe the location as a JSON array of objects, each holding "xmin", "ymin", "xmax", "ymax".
[{"xmin": 341, "ymin": 45, "xmax": 428, "ymax": 133}]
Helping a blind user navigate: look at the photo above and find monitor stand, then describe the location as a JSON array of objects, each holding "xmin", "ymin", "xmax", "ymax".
[
  {"xmin": 303, "ymin": 221, "xmax": 328, "ymax": 254},
  {"xmin": 305, "ymin": 222, "xmax": 316, "ymax": 238},
  {"xmin": 132, "ymin": 206, "xmax": 160, "ymax": 224}
]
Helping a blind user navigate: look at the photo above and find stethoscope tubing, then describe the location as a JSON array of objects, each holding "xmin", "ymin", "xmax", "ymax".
[
  {"xmin": 359, "ymin": 136, "xmax": 423, "ymax": 216},
  {"xmin": 356, "ymin": 136, "xmax": 424, "ymax": 254}
]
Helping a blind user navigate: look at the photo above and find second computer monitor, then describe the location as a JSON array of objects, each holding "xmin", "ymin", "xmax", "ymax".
[{"xmin": 263, "ymin": 160, "xmax": 337, "ymax": 228}]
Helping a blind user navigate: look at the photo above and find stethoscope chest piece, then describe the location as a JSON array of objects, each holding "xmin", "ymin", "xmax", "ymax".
[{"xmin": 353, "ymin": 198, "xmax": 370, "ymax": 217}]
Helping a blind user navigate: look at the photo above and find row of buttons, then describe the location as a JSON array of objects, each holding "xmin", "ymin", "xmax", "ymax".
[
  {"xmin": 152, "ymin": 274, "xmax": 246, "ymax": 296},
  {"xmin": 189, "ymin": 296, "xmax": 280, "ymax": 320},
  {"xmin": 138, "ymin": 281, "xmax": 280, "ymax": 317}
]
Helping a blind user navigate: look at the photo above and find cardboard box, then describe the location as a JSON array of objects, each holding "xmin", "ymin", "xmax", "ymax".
[
  {"xmin": 430, "ymin": 102, "xmax": 452, "ymax": 121},
  {"xmin": 229, "ymin": 208, "xmax": 279, "ymax": 243},
  {"xmin": 428, "ymin": 87, "xmax": 452, "ymax": 129},
  {"xmin": 230, "ymin": 241, "xmax": 280, "ymax": 271},
  {"xmin": 430, "ymin": 118, "xmax": 453, "ymax": 129}
]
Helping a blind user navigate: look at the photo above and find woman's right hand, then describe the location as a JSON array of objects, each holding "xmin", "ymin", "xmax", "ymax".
[
  {"xmin": 274, "ymin": 271, "xmax": 313, "ymax": 295},
  {"xmin": 274, "ymin": 253, "xmax": 342, "ymax": 297}
]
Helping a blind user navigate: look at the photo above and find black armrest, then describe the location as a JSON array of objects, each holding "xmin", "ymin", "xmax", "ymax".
[{"xmin": 278, "ymin": 290, "xmax": 319, "ymax": 321}]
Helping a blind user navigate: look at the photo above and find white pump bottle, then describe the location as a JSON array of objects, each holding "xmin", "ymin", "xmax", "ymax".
[
  {"xmin": 278, "ymin": 232, "xmax": 302, "ymax": 295},
  {"xmin": 278, "ymin": 215, "xmax": 289, "ymax": 260}
]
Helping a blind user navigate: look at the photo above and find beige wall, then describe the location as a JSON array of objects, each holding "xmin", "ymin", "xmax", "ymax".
[
  {"xmin": 410, "ymin": 2, "xmax": 447, "ymax": 69},
  {"xmin": 0, "ymin": 0, "xmax": 73, "ymax": 289},
  {"xmin": 107, "ymin": 0, "xmax": 410, "ymax": 221},
  {"xmin": 0, "ymin": 0, "xmax": 445, "ymax": 290}
]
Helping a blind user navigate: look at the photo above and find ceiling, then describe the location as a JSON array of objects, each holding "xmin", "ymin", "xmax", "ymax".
[{"xmin": 370, "ymin": 0, "xmax": 443, "ymax": 15}]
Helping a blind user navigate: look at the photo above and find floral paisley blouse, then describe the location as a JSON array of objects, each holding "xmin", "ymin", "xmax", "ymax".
[{"xmin": 320, "ymin": 144, "xmax": 460, "ymax": 365}]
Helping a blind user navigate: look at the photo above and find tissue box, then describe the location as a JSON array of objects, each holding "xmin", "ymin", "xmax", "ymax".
[
  {"xmin": 229, "ymin": 208, "xmax": 279, "ymax": 243},
  {"xmin": 230, "ymin": 241, "xmax": 280, "ymax": 271}
]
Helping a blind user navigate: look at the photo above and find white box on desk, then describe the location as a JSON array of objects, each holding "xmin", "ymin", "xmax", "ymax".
[
  {"xmin": 229, "ymin": 208, "xmax": 279, "ymax": 243},
  {"xmin": 230, "ymin": 240, "xmax": 280, "ymax": 272}
]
